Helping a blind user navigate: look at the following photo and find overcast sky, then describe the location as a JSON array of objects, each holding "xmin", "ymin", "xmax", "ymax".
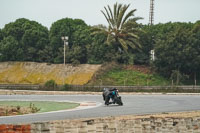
[{"xmin": 0, "ymin": 0, "xmax": 200, "ymax": 29}]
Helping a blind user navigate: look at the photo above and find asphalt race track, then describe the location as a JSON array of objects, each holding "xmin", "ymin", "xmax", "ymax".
[{"xmin": 0, "ymin": 94, "xmax": 200, "ymax": 124}]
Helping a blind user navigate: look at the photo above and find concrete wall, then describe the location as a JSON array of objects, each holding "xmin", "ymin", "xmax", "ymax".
[{"xmin": 1, "ymin": 113, "xmax": 200, "ymax": 133}]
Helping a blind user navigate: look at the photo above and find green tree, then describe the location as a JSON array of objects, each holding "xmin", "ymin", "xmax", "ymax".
[
  {"xmin": 49, "ymin": 18, "xmax": 90, "ymax": 64},
  {"xmin": 37, "ymin": 45, "xmax": 54, "ymax": 63},
  {"xmin": 0, "ymin": 29, "xmax": 3, "ymax": 41},
  {"xmin": 87, "ymin": 26, "xmax": 111, "ymax": 64},
  {"xmin": 187, "ymin": 21, "xmax": 200, "ymax": 81},
  {"xmin": 0, "ymin": 36, "xmax": 23, "ymax": 61},
  {"xmin": 153, "ymin": 22, "xmax": 196, "ymax": 78},
  {"xmin": 21, "ymin": 27, "xmax": 49, "ymax": 62},
  {"xmin": 1, "ymin": 18, "xmax": 49, "ymax": 62},
  {"xmin": 49, "ymin": 18, "xmax": 74, "ymax": 54},
  {"xmin": 71, "ymin": 25, "xmax": 91, "ymax": 63},
  {"xmin": 98, "ymin": 3, "xmax": 142, "ymax": 52},
  {"xmin": 90, "ymin": 24, "xmax": 132, "ymax": 64}
]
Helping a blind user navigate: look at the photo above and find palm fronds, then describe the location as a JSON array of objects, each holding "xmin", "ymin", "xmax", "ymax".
[{"xmin": 93, "ymin": 3, "xmax": 142, "ymax": 52}]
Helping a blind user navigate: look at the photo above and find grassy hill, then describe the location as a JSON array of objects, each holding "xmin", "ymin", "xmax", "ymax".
[
  {"xmin": 88, "ymin": 63, "xmax": 170, "ymax": 86},
  {"xmin": 0, "ymin": 62, "xmax": 101, "ymax": 85},
  {"xmin": 0, "ymin": 61, "xmax": 170, "ymax": 86}
]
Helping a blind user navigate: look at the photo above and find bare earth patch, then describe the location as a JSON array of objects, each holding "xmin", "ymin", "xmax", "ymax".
[
  {"xmin": 0, "ymin": 106, "xmax": 34, "ymax": 116},
  {"xmin": 125, "ymin": 65, "xmax": 153, "ymax": 74}
]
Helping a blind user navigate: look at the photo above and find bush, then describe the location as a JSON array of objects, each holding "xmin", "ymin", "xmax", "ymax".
[
  {"xmin": 61, "ymin": 84, "xmax": 70, "ymax": 91},
  {"xmin": 72, "ymin": 59, "xmax": 80, "ymax": 66},
  {"xmin": 44, "ymin": 80, "xmax": 57, "ymax": 90}
]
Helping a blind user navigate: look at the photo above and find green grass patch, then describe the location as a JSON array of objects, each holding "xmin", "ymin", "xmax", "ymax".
[
  {"xmin": 93, "ymin": 67, "xmax": 170, "ymax": 86},
  {"xmin": 0, "ymin": 101, "xmax": 80, "ymax": 113}
]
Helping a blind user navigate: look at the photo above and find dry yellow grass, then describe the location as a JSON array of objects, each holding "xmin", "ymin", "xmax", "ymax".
[{"xmin": 0, "ymin": 62, "xmax": 101, "ymax": 85}]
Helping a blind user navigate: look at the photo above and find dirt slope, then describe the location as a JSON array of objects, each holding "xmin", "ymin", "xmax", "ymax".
[{"xmin": 0, "ymin": 62, "xmax": 101, "ymax": 85}]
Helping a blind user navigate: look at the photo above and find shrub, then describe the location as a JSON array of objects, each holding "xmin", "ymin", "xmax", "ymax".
[
  {"xmin": 29, "ymin": 103, "xmax": 40, "ymax": 113},
  {"xmin": 61, "ymin": 84, "xmax": 70, "ymax": 91},
  {"xmin": 44, "ymin": 80, "xmax": 57, "ymax": 90}
]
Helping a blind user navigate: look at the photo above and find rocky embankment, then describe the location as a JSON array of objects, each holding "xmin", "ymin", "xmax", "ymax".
[{"xmin": 0, "ymin": 62, "xmax": 101, "ymax": 85}]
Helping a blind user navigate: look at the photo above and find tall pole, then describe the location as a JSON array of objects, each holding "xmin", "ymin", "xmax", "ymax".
[
  {"xmin": 61, "ymin": 36, "xmax": 68, "ymax": 66},
  {"xmin": 61, "ymin": 36, "xmax": 68, "ymax": 85},
  {"xmin": 64, "ymin": 41, "xmax": 66, "ymax": 66},
  {"xmin": 149, "ymin": 0, "xmax": 154, "ymax": 25},
  {"xmin": 149, "ymin": 0, "xmax": 155, "ymax": 62}
]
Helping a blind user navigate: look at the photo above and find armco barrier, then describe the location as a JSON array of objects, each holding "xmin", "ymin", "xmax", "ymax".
[
  {"xmin": 0, "ymin": 84, "xmax": 40, "ymax": 90},
  {"xmin": 0, "ymin": 84, "xmax": 200, "ymax": 91}
]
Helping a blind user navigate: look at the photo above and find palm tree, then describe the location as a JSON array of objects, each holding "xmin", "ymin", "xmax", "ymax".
[{"xmin": 94, "ymin": 3, "xmax": 142, "ymax": 52}]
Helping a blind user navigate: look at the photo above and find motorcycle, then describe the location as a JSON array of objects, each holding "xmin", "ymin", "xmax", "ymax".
[{"xmin": 103, "ymin": 88, "xmax": 123, "ymax": 106}]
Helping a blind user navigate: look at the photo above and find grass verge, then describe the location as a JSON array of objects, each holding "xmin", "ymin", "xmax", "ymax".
[
  {"xmin": 89, "ymin": 67, "xmax": 170, "ymax": 86},
  {"xmin": 0, "ymin": 101, "xmax": 80, "ymax": 114}
]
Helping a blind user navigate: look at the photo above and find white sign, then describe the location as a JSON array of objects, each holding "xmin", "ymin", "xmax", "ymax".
[{"xmin": 150, "ymin": 50, "xmax": 155, "ymax": 61}]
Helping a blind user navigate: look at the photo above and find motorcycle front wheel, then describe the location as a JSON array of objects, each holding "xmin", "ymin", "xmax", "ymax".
[{"xmin": 114, "ymin": 96, "xmax": 123, "ymax": 106}]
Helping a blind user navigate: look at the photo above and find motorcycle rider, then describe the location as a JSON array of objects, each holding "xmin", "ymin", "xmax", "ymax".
[{"xmin": 103, "ymin": 88, "xmax": 118, "ymax": 105}]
